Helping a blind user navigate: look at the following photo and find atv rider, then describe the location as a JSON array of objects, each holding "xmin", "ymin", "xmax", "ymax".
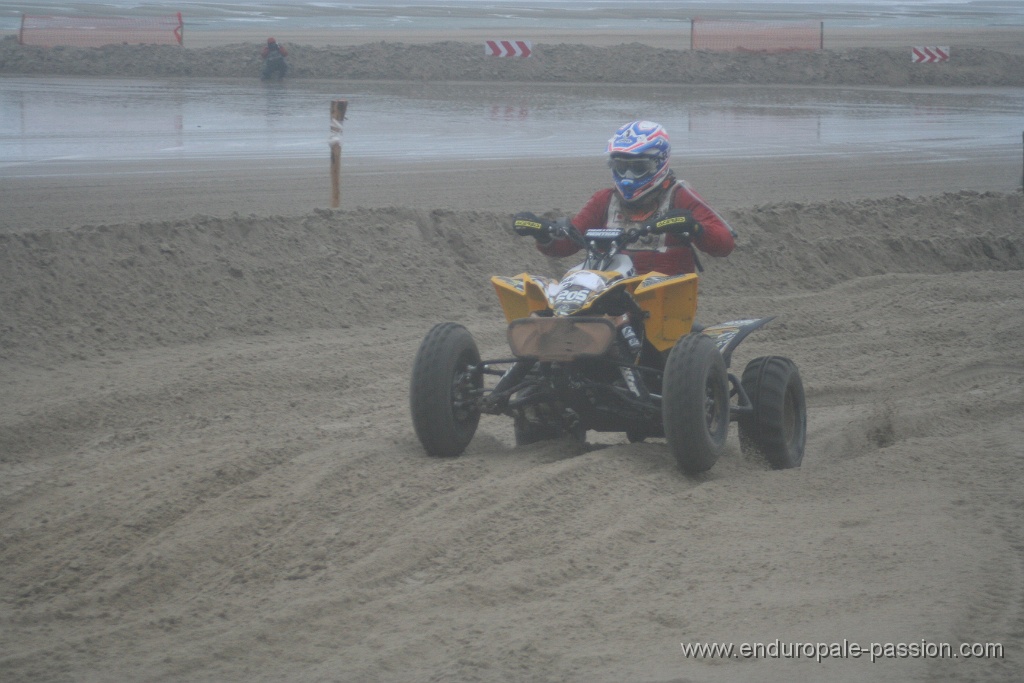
[
  {"xmin": 514, "ymin": 120, "xmax": 735, "ymax": 275},
  {"xmin": 261, "ymin": 37, "xmax": 288, "ymax": 80}
]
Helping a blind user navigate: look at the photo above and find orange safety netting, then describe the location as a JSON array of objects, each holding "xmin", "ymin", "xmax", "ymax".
[{"xmin": 19, "ymin": 13, "xmax": 184, "ymax": 48}]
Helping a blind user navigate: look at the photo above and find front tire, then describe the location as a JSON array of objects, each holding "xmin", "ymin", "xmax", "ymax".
[
  {"xmin": 662, "ymin": 333, "xmax": 730, "ymax": 474},
  {"xmin": 738, "ymin": 356, "xmax": 806, "ymax": 469},
  {"xmin": 410, "ymin": 323, "xmax": 482, "ymax": 457}
]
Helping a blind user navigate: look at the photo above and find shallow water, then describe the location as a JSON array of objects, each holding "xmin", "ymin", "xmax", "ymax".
[{"xmin": 1, "ymin": 77, "xmax": 1021, "ymax": 171}]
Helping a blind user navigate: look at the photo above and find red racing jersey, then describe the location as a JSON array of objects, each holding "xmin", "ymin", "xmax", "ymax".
[{"xmin": 537, "ymin": 180, "xmax": 735, "ymax": 275}]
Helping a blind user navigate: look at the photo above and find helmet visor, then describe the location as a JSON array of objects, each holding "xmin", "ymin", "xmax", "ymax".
[{"xmin": 609, "ymin": 156, "xmax": 659, "ymax": 179}]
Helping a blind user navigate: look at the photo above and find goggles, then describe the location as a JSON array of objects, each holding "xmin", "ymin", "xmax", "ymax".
[{"xmin": 608, "ymin": 156, "xmax": 660, "ymax": 179}]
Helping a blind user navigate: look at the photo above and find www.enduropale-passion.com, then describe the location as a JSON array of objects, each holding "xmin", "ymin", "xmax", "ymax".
[{"xmin": 680, "ymin": 639, "xmax": 1004, "ymax": 663}]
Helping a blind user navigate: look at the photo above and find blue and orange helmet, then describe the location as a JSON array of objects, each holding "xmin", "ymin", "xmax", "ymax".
[{"xmin": 607, "ymin": 120, "xmax": 671, "ymax": 203}]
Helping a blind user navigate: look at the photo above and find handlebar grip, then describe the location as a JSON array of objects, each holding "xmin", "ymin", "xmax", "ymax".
[{"xmin": 552, "ymin": 219, "xmax": 586, "ymax": 246}]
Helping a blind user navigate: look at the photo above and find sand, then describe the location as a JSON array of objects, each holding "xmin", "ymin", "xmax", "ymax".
[
  {"xmin": 2, "ymin": 15, "xmax": 1024, "ymax": 683},
  {"xmin": 4, "ymin": 33, "xmax": 1024, "ymax": 83}
]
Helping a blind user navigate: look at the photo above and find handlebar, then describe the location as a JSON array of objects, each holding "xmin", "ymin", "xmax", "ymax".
[
  {"xmin": 518, "ymin": 212, "xmax": 703, "ymax": 273},
  {"xmin": 575, "ymin": 225, "xmax": 654, "ymax": 249},
  {"xmin": 574, "ymin": 223, "xmax": 703, "ymax": 273}
]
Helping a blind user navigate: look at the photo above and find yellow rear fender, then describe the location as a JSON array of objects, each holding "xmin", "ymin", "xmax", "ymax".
[{"xmin": 631, "ymin": 273, "xmax": 699, "ymax": 352}]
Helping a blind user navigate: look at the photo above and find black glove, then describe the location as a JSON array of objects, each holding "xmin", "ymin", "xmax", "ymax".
[
  {"xmin": 649, "ymin": 209, "xmax": 703, "ymax": 240},
  {"xmin": 513, "ymin": 212, "xmax": 554, "ymax": 241}
]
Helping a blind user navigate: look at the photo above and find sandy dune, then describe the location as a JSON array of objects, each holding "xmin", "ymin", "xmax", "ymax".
[
  {"xmin": 2, "ymin": 16, "xmax": 1024, "ymax": 682},
  {"xmin": 2, "ymin": 188, "xmax": 1022, "ymax": 681}
]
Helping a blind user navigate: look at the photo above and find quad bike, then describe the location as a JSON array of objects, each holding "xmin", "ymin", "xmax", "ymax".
[{"xmin": 410, "ymin": 220, "xmax": 806, "ymax": 475}]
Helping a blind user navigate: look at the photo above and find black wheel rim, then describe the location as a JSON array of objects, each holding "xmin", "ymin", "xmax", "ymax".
[
  {"xmin": 705, "ymin": 372, "xmax": 725, "ymax": 434},
  {"xmin": 450, "ymin": 352, "xmax": 480, "ymax": 425}
]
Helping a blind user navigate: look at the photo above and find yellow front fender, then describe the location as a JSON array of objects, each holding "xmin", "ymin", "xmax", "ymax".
[{"xmin": 491, "ymin": 274, "xmax": 552, "ymax": 322}]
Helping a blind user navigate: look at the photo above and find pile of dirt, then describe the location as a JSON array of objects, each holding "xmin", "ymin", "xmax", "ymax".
[
  {"xmin": 2, "ymin": 35, "xmax": 1023, "ymax": 86},
  {"xmin": 1, "ymin": 191, "xmax": 1020, "ymax": 366},
  {"xmin": 0, "ymin": 208, "xmax": 533, "ymax": 364},
  {"xmin": 2, "ymin": 188, "xmax": 1023, "ymax": 683}
]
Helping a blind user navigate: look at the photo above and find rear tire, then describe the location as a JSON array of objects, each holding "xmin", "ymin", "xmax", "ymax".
[
  {"xmin": 738, "ymin": 356, "xmax": 806, "ymax": 469},
  {"xmin": 410, "ymin": 323, "xmax": 481, "ymax": 457},
  {"xmin": 662, "ymin": 333, "xmax": 730, "ymax": 474}
]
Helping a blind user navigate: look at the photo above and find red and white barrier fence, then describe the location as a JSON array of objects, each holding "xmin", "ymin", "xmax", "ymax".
[
  {"xmin": 912, "ymin": 47, "xmax": 950, "ymax": 63},
  {"xmin": 484, "ymin": 40, "xmax": 532, "ymax": 58}
]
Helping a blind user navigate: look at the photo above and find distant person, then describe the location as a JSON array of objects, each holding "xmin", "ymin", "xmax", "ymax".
[
  {"xmin": 514, "ymin": 120, "xmax": 736, "ymax": 276},
  {"xmin": 260, "ymin": 37, "xmax": 288, "ymax": 81}
]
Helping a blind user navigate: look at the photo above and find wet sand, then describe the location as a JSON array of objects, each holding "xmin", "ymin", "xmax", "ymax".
[{"xmin": 2, "ymin": 149, "xmax": 1021, "ymax": 231}]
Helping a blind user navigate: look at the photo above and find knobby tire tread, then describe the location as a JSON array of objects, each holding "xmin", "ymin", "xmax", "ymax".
[
  {"xmin": 410, "ymin": 322, "xmax": 480, "ymax": 458},
  {"xmin": 738, "ymin": 356, "xmax": 806, "ymax": 469},
  {"xmin": 662, "ymin": 333, "xmax": 730, "ymax": 475}
]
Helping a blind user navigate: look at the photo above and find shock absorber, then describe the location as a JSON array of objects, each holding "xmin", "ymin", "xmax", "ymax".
[
  {"xmin": 620, "ymin": 322, "xmax": 642, "ymax": 356},
  {"xmin": 613, "ymin": 312, "xmax": 643, "ymax": 358},
  {"xmin": 614, "ymin": 314, "xmax": 647, "ymax": 399}
]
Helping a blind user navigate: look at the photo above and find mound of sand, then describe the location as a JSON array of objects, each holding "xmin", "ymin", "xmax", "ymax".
[
  {"xmin": 3, "ymin": 35, "xmax": 1024, "ymax": 86},
  {"xmin": 2, "ymin": 191, "xmax": 1020, "ymax": 366},
  {"xmin": 2, "ymin": 188, "xmax": 1023, "ymax": 681}
]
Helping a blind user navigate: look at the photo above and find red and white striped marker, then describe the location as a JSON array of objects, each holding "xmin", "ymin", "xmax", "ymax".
[
  {"xmin": 485, "ymin": 40, "xmax": 533, "ymax": 58},
  {"xmin": 912, "ymin": 46, "xmax": 950, "ymax": 63}
]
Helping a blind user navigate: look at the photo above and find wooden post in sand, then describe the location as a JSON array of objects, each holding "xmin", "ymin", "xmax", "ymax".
[{"xmin": 330, "ymin": 99, "xmax": 348, "ymax": 208}]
